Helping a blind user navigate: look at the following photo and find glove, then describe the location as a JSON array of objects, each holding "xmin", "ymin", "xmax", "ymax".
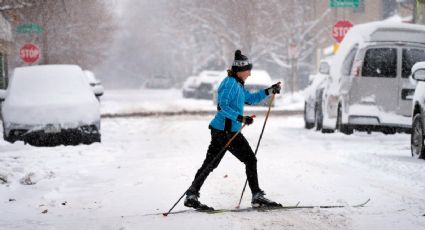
[
  {"xmin": 237, "ymin": 115, "xmax": 254, "ymax": 125},
  {"xmin": 266, "ymin": 82, "xmax": 281, "ymax": 95}
]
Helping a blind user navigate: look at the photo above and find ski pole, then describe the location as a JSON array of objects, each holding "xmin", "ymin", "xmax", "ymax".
[
  {"xmin": 236, "ymin": 85, "xmax": 279, "ymax": 208},
  {"xmin": 163, "ymin": 114, "xmax": 256, "ymax": 217}
]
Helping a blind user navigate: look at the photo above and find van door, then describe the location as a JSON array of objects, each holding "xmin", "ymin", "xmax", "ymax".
[
  {"xmin": 399, "ymin": 47, "xmax": 425, "ymax": 116},
  {"xmin": 351, "ymin": 47, "xmax": 398, "ymax": 113}
]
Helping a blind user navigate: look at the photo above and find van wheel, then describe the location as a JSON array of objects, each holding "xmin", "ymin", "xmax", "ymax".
[
  {"xmin": 411, "ymin": 114, "xmax": 425, "ymax": 159},
  {"xmin": 315, "ymin": 103, "xmax": 323, "ymax": 131},
  {"xmin": 337, "ymin": 105, "xmax": 353, "ymax": 135},
  {"xmin": 304, "ymin": 103, "xmax": 314, "ymax": 129}
]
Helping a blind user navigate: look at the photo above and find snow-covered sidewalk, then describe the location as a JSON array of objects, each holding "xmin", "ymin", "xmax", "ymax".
[{"xmin": 1, "ymin": 115, "xmax": 424, "ymax": 230}]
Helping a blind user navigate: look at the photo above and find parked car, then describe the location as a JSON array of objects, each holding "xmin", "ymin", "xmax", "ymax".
[
  {"xmin": 0, "ymin": 65, "xmax": 101, "ymax": 146},
  {"xmin": 321, "ymin": 21, "xmax": 425, "ymax": 135},
  {"xmin": 182, "ymin": 70, "xmax": 226, "ymax": 99},
  {"xmin": 304, "ymin": 58, "xmax": 333, "ymax": 130},
  {"xmin": 83, "ymin": 70, "xmax": 104, "ymax": 99},
  {"xmin": 410, "ymin": 61, "xmax": 425, "ymax": 159},
  {"xmin": 182, "ymin": 76, "xmax": 199, "ymax": 98},
  {"xmin": 212, "ymin": 69, "xmax": 274, "ymax": 106},
  {"xmin": 195, "ymin": 70, "xmax": 226, "ymax": 99}
]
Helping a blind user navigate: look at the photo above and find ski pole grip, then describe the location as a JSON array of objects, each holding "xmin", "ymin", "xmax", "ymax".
[{"xmin": 250, "ymin": 115, "xmax": 256, "ymax": 119}]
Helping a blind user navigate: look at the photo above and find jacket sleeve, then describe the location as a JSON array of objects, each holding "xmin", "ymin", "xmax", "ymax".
[
  {"xmin": 244, "ymin": 88, "xmax": 268, "ymax": 105},
  {"xmin": 217, "ymin": 78, "xmax": 240, "ymax": 121}
]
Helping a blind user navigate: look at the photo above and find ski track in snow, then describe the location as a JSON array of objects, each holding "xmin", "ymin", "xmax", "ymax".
[{"xmin": 0, "ymin": 115, "xmax": 425, "ymax": 230}]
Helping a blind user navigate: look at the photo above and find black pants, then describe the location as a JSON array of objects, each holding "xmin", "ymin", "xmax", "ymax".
[{"xmin": 187, "ymin": 128, "xmax": 261, "ymax": 196}]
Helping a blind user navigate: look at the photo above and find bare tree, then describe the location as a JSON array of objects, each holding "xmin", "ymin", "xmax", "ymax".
[{"xmin": 5, "ymin": 0, "xmax": 116, "ymax": 70}]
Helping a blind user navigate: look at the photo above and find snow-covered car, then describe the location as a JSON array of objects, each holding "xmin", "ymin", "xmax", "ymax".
[
  {"xmin": 0, "ymin": 65, "xmax": 101, "ymax": 146},
  {"xmin": 83, "ymin": 70, "xmax": 104, "ymax": 99},
  {"xmin": 212, "ymin": 70, "xmax": 274, "ymax": 106},
  {"xmin": 182, "ymin": 70, "xmax": 226, "ymax": 99},
  {"xmin": 182, "ymin": 75, "xmax": 199, "ymax": 98},
  {"xmin": 321, "ymin": 21, "xmax": 425, "ymax": 135},
  {"xmin": 410, "ymin": 62, "xmax": 425, "ymax": 159},
  {"xmin": 304, "ymin": 58, "xmax": 332, "ymax": 130},
  {"xmin": 195, "ymin": 70, "xmax": 226, "ymax": 99}
]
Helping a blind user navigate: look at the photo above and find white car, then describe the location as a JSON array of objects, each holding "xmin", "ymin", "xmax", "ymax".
[
  {"xmin": 410, "ymin": 61, "xmax": 425, "ymax": 159},
  {"xmin": 304, "ymin": 58, "xmax": 332, "ymax": 130},
  {"xmin": 83, "ymin": 70, "xmax": 104, "ymax": 99},
  {"xmin": 0, "ymin": 65, "xmax": 101, "ymax": 146},
  {"xmin": 182, "ymin": 70, "xmax": 226, "ymax": 99},
  {"xmin": 182, "ymin": 76, "xmax": 199, "ymax": 98}
]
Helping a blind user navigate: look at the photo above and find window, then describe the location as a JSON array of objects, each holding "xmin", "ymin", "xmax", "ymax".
[
  {"xmin": 402, "ymin": 48, "xmax": 425, "ymax": 78},
  {"xmin": 342, "ymin": 46, "xmax": 358, "ymax": 76},
  {"xmin": 362, "ymin": 48, "xmax": 397, "ymax": 78}
]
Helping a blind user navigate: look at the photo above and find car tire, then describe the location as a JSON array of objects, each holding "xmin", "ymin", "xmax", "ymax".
[
  {"xmin": 315, "ymin": 103, "xmax": 323, "ymax": 131},
  {"xmin": 304, "ymin": 102, "xmax": 314, "ymax": 129},
  {"xmin": 337, "ymin": 105, "xmax": 353, "ymax": 135},
  {"xmin": 2, "ymin": 126, "xmax": 14, "ymax": 143},
  {"xmin": 411, "ymin": 114, "xmax": 425, "ymax": 159}
]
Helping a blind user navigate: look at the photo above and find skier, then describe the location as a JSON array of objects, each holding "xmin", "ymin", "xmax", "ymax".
[{"xmin": 184, "ymin": 50, "xmax": 282, "ymax": 211}]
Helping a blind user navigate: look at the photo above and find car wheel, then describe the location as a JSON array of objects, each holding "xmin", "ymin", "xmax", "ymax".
[
  {"xmin": 315, "ymin": 103, "xmax": 323, "ymax": 131},
  {"xmin": 2, "ymin": 126, "xmax": 13, "ymax": 143},
  {"xmin": 304, "ymin": 102, "xmax": 314, "ymax": 129},
  {"xmin": 337, "ymin": 105, "xmax": 353, "ymax": 135},
  {"xmin": 411, "ymin": 114, "xmax": 425, "ymax": 159}
]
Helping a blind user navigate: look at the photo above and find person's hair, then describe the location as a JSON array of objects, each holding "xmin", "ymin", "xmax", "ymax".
[{"xmin": 227, "ymin": 69, "xmax": 236, "ymax": 76}]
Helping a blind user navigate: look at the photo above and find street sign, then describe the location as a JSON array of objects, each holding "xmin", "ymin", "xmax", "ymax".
[
  {"xmin": 329, "ymin": 0, "xmax": 359, "ymax": 8},
  {"xmin": 20, "ymin": 43, "xmax": 40, "ymax": 64},
  {"xmin": 332, "ymin": 20, "xmax": 353, "ymax": 43},
  {"xmin": 16, "ymin": 23, "xmax": 43, "ymax": 34}
]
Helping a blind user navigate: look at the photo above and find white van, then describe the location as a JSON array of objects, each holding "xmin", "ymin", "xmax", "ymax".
[{"xmin": 321, "ymin": 21, "xmax": 425, "ymax": 134}]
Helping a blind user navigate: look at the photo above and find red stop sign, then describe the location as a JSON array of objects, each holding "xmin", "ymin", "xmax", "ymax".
[
  {"xmin": 332, "ymin": 20, "xmax": 353, "ymax": 43},
  {"xmin": 20, "ymin": 43, "xmax": 40, "ymax": 64}
]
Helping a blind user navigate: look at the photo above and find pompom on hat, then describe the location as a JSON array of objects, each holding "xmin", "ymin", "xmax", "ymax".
[{"xmin": 231, "ymin": 50, "xmax": 253, "ymax": 72}]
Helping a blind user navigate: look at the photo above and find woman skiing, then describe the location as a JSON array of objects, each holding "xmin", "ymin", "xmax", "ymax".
[{"xmin": 184, "ymin": 50, "xmax": 282, "ymax": 211}]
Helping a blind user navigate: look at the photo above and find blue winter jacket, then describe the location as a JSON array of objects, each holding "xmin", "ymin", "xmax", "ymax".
[{"xmin": 210, "ymin": 75, "xmax": 268, "ymax": 132}]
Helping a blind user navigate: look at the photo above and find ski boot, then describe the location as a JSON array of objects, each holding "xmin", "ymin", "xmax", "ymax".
[
  {"xmin": 251, "ymin": 191, "xmax": 282, "ymax": 208},
  {"xmin": 184, "ymin": 192, "xmax": 214, "ymax": 211}
]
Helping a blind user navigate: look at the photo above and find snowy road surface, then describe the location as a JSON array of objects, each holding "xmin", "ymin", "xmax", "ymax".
[{"xmin": 1, "ymin": 115, "xmax": 425, "ymax": 230}]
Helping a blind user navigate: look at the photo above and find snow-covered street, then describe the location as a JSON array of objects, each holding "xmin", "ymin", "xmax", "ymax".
[{"xmin": 1, "ymin": 113, "xmax": 424, "ymax": 230}]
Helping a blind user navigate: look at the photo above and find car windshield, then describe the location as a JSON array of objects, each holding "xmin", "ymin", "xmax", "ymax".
[{"xmin": 8, "ymin": 65, "xmax": 91, "ymax": 103}]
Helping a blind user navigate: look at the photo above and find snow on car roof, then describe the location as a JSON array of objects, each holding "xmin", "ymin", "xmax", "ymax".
[
  {"xmin": 245, "ymin": 70, "xmax": 272, "ymax": 86},
  {"xmin": 8, "ymin": 65, "xmax": 93, "ymax": 103}
]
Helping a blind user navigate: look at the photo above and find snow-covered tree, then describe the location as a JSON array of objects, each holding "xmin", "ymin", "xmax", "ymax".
[
  {"xmin": 103, "ymin": 0, "xmax": 331, "ymax": 89},
  {"xmin": 5, "ymin": 0, "xmax": 116, "ymax": 69}
]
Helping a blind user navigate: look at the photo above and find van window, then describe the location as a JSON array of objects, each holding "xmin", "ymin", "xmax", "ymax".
[
  {"xmin": 362, "ymin": 48, "xmax": 397, "ymax": 78},
  {"xmin": 402, "ymin": 48, "xmax": 425, "ymax": 78},
  {"xmin": 342, "ymin": 46, "xmax": 358, "ymax": 76}
]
